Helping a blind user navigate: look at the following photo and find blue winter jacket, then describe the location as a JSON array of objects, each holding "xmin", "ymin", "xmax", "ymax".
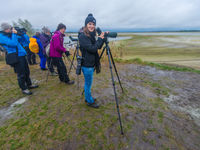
[
  {"xmin": 18, "ymin": 33, "xmax": 30, "ymax": 47},
  {"xmin": 0, "ymin": 31, "xmax": 27, "ymax": 56}
]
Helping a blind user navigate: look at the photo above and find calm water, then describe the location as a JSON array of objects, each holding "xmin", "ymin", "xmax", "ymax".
[
  {"xmin": 64, "ymin": 36, "xmax": 132, "ymax": 43},
  {"xmin": 64, "ymin": 32, "xmax": 200, "ymax": 43},
  {"xmin": 119, "ymin": 32, "xmax": 200, "ymax": 36}
]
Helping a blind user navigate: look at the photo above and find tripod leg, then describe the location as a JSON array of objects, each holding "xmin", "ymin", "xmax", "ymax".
[
  {"xmin": 109, "ymin": 50, "xmax": 124, "ymax": 93},
  {"xmin": 68, "ymin": 49, "xmax": 77, "ymax": 74},
  {"xmin": 107, "ymin": 47, "xmax": 124, "ymax": 135},
  {"xmin": 77, "ymin": 75, "xmax": 79, "ymax": 89},
  {"xmin": 67, "ymin": 57, "xmax": 76, "ymax": 70},
  {"xmin": 99, "ymin": 46, "xmax": 106, "ymax": 60},
  {"xmin": 46, "ymin": 58, "xmax": 52, "ymax": 83}
]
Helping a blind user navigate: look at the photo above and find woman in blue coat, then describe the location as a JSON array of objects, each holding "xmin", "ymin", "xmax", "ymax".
[{"xmin": 0, "ymin": 23, "xmax": 38, "ymax": 95}]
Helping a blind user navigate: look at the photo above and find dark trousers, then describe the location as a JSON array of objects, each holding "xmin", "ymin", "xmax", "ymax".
[
  {"xmin": 13, "ymin": 56, "xmax": 32, "ymax": 90},
  {"xmin": 52, "ymin": 57, "xmax": 69, "ymax": 82},
  {"xmin": 47, "ymin": 56, "xmax": 54, "ymax": 73},
  {"xmin": 24, "ymin": 46, "xmax": 36, "ymax": 64}
]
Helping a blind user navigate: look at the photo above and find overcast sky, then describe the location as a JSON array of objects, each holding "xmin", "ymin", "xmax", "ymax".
[{"xmin": 0, "ymin": 0, "xmax": 200, "ymax": 31}]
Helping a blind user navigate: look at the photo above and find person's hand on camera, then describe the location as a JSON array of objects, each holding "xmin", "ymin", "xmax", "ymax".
[
  {"xmin": 12, "ymin": 28, "xmax": 17, "ymax": 34},
  {"xmin": 65, "ymin": 51, "xmax": 70, "ymax": 57},
  {"xmin": 98, "ymin": 32, "xmax": 104, "ymax": 39}
]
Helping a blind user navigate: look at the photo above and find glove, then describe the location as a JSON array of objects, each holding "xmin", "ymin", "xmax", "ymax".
[{"xmin": 65, "ymin": 51, "xmax": 70, "ymax": 57}]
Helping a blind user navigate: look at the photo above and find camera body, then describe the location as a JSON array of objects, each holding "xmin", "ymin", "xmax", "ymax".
[
  {"xmin": 76, "ymin": 55, "xmax": 82, "ymax": 75},
  {"xmin": 14, "ymin": 27, "xmax": 25, "ymax": 36}
]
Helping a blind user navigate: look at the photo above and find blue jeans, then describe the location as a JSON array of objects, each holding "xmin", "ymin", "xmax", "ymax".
[{"xmin": 82, "ymin": 67, "xmax": 94, "ymax": 104}]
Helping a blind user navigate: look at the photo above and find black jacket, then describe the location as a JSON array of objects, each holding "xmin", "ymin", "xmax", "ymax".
[{"xmin": 78, "ymin": 32, "xmax": 103, "ymax": 67}]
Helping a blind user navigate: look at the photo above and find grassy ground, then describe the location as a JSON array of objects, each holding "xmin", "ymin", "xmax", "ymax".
[
  {"xmin": 1, "ymin": 35, "xmax": 200, "ymax": 149},
  {"xmin": 0, "ymin": 58, "xmax": 200, "ymax": 149},
  {"xmin": 110, "ymin": 34, "xmax": 200, "ymax": 69}
]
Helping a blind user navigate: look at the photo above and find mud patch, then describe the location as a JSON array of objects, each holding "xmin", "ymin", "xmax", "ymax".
[
  {"xmin": 0, "ymin": 97, "xmax": 28, "ymax": 125},
  {"xmin": 119, "ymin": 64, "xmax": 200, "ymax": 127}
]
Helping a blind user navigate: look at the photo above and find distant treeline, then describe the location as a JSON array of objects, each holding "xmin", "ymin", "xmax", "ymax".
[{"xmin": 12, "ymin": 19, "xmax": 35, "ymax": 37}]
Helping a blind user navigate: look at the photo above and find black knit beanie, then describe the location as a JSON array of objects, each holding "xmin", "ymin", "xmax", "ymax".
[{"xmin": 85, "ymin": 13, "xmax": 96, "ymax": 26}]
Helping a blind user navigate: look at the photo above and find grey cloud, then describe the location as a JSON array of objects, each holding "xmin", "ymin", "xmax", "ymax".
[{"xmin": 0, "ymin": 0, "xmax": 199, "ymax": 30}]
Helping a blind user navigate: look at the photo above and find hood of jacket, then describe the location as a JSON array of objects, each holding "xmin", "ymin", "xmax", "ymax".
[{"xmin": 54, "ymin": 31, "xmax": 65, "ymax": 37}]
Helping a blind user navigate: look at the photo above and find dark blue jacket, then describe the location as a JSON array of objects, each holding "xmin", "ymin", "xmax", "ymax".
[
  {"xmin": 18, "ymin": 34, "xmax": 29, "ymax": 47},
  {"xmin": 0, "ymin": 31, "xmax": 26, "ymax": 56}
]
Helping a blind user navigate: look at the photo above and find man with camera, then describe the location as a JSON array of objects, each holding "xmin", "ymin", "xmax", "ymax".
[{"xmin": 0, "ymin": 23, "xmax": 38, "ymax": 95}]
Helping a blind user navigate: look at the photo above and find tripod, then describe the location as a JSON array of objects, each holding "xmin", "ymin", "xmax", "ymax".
[
  {"xmin": 100, "ymin": 39, "xmax": 124, "ymax": 135},
  {"xmin": 81, "ymin": 38, "xmax": 124, "ymax": 134},
  {"xmin": 68, "ymin": 38, "xmax": 80, "ymax": 75}
]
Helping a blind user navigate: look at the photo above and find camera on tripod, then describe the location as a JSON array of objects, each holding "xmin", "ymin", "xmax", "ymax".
[
  {"xmin": 96, "ymin": 27, "xmax": 117, "ymax": 39},
  {"xmin": 68, "ymin": 36, "xmax": 83, "ymax": 75}
]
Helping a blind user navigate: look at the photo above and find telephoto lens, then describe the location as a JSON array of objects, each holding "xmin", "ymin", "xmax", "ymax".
[
  {"xmin": 96, "ymin": 27, "xmax": 117, "ymax": 38},
  {"xmin": 76, "ymin": 56, "xmax": 82, "ymax": 75},
  {"xmin": 105, "ymin": 32, "xmax": 117, "ymax": 38}
]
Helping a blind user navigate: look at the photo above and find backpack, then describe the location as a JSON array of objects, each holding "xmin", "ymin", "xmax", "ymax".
[
  {"xmin": 45, "ymin": 43, "xmax": 50, "ymax": 57},
  {"xmin": 29, "ymin": 37, "xmax": 39, "ymax": 53}
]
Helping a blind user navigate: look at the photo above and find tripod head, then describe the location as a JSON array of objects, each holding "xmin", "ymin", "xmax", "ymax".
[{"xmin": 69, "ymin": 36, "xmax": 78, "ymax": 42}]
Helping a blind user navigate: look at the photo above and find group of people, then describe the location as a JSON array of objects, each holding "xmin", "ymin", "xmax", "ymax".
[{"xmin": 0, "ymin": 14, "xmax": 105, "ymax": 108}]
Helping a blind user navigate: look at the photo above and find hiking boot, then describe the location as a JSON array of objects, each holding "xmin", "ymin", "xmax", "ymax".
[
  {"xmin": 87, "ymin": 102, "xmax": 99, "ymax": 108},
  {"xmin": 50, "ymin": 72, "xmax": 58, "ymax": 76},
  {"xmin": 28, "ymin": 85, "xmax": 39, "ymax": 89},
  {"xmin": 85, "ymin": 98, "xmax": 97, "ymax": 103},
  {"xmin": 65, "ymin": 80, "xmax": 75, "ymax": 85},
  {"xmin": 22, "ymin": 89, "xmax": 32, "ymax": 95},
  {"xmin": 41, "ymin": 68, "xmax": 48, "ymax": 71}
]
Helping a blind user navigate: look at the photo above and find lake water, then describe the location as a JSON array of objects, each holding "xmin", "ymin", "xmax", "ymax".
[
  {"xmin": 119, "ymin": 32, "xmax": 200, "ymax": 36},
  {"xmin": 64, "ymin": 36, "xmax": 132, "ymax": 43},
  {"xmin": 64, "ymin": 32, "xmax": 200, "ymax": 44}
]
